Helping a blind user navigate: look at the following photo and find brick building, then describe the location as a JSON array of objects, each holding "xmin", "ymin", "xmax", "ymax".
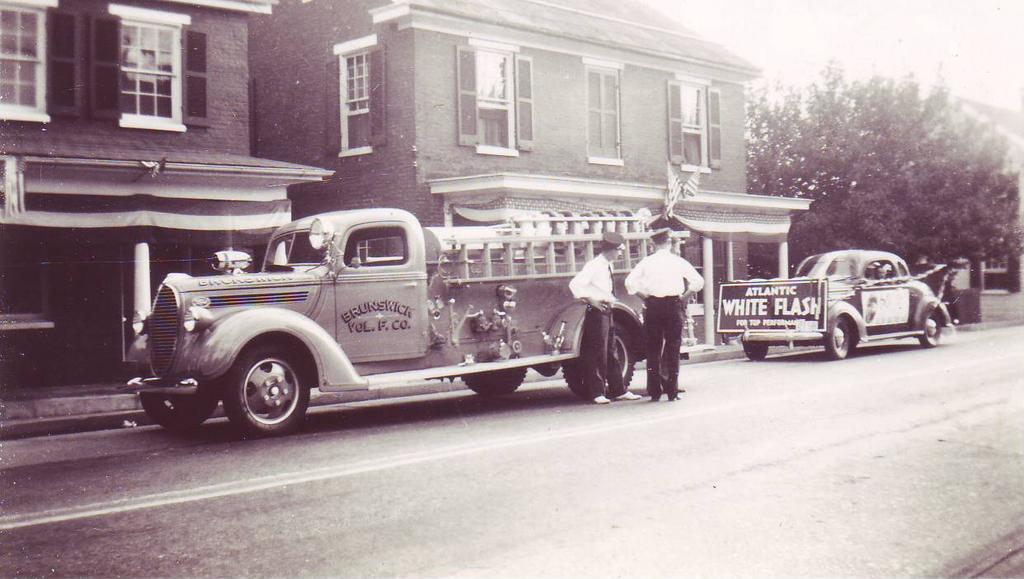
[
  {"xmin": 249, "ymin": 0, "xmax": 810, "ymax": 346},
  {"xmin": 0, "ymin": 0, "xmax": 330, "ymax": 388}
]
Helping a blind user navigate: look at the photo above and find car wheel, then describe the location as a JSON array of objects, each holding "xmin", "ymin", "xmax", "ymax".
[
  {"xmin": 140, "ymin": 390, "xmax": 219, "ymax": 433},
  {"xmin": 825, "ymin": 316, "xmax": 856, "ymax": 360},
  {"xmin": 221, "ymin": 345, "xmax": 311, "ymax": 437},
  {"xmin": 563, "ymin": 318, "xmax": 637, "ymax": 399},
  {"xmin": 742, "ymin": 340, "xmax": 770, "ymax": 361},
  {"xmin": 463, "ymin": 367, "xmax": 528, "ymax": 396},
  {"xmin": 919, "ymin": 310, "xmax": 943, "ymax": 348}
]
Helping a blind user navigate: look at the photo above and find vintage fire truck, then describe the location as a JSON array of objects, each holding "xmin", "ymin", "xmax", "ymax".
[
  {"xmin": 717, "ymin": 249, "xmax": 953, "ymax": 361},
  {"xmin": 127, "ymin": 208, "xmax": 690, "ymax": 436}
]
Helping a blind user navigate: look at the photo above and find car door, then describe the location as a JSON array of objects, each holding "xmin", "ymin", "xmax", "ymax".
[
  {"xmin": 859, "ymin": 257, "xmax": 913, "ymax": 335},
  {"xmin": 333, "ymin": 222, "xmax": 429, "ymax": 363}
]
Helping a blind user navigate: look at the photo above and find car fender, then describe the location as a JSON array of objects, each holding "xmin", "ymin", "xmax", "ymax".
[
  {"xmin": 915, "ymin": 295, "xmax": 952, "ymax": 328},
  {"xmin": 827, "ymin": 300, "xmax": 867, "ymax": 339},
  {"xmin": 191, "ymin": 307, "xmax": 367, "ymax": 390}
]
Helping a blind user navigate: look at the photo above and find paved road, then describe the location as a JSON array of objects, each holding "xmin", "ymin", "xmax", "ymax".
[{"xmin": 2, "ymin": 328, "xmax": 1023, "ymax": 577}]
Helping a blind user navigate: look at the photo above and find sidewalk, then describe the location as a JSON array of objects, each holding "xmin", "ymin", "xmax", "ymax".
[{"xmin": 3, "ymin": 297, "xmax": 1023, "ymax": 440}]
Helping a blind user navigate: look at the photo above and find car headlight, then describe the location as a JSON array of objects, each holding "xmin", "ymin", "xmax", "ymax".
[{"xmin": 183, "ymin": 306, "xmax": 212, "ymax": 333}]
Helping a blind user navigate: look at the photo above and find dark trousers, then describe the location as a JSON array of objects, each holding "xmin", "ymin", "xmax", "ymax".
[
  {"xmin": 580, "ymin": 306, "xmax": 625, "ymax": 399},
  {"xmin": 644, "ymin": 296, "xmax": 683, "ymax": 398}
]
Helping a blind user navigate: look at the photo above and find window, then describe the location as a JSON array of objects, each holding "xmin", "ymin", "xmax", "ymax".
[
  {"xmin": 335, "ymin": 34, "xmax": 385, "ymax": 156},
  {"xmin": 264, "ymin": 232, "xmax": 323, "ymax": 271},
  {"xmin": 864, "ymin": 259, "xmax": 897, "ymax": 280},
  {"xmin": 344, "ymin": 226, "xmax": 407, "ymax": 268},
  {"xmin": 586, "ymin": 66, "xmax": 620, "ymax": 162},
  {"xmin": 668, "ymin": 79, "xmax": 719, "ymax": 170},
  {"xmin": 0, "ymin": 2, "xmax": 51, "ymax": 123},
  {"xmin": 109, "ymin": 4, "xmax": 190, "ymax": 132},
  {"xmin": 456, "ymin": 41, "xmax": 533, "ymax": 155}
]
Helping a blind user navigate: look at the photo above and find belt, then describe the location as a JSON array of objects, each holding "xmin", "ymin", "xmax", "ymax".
[{"xmin": 644, "ymin": 295, "xmax": 682, "ymax": 301}]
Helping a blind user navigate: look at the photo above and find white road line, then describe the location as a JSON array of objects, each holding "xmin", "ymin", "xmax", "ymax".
[{"xmin": 1, "ymin": 350, "xmax": 1019, "ymax": 531}]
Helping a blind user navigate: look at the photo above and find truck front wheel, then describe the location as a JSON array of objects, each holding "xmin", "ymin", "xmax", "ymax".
[
  {"xmin": 140, "ymin": 390, "xmax": 219, "ymax": 433},
  {"xmin": 221, "ymin": 345, "xmax": 311, "ymax": 437},
  {"xmin": 463, "ymin": 367, "xmax": 528, "ymax": 396},
  {"xmin": 742, "ymin": 341, "xmax": 770, "ymax": 361}
]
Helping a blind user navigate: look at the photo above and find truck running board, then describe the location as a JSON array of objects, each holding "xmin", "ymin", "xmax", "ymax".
[{"xmin": 321, "ymin": 352, "xmax": 579, "ymax": 392}]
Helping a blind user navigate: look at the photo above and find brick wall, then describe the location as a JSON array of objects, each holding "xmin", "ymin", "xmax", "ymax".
[
  {"xmin": 0, "ymin": 0, "xmax": 252, "ymax": 157},
  {"xmin": 413, "ymin": 28, "xmax": 749, "ymax": 195},
  {"xmin": 249, "ymin": 0, "xmax": 443, "ymax": 224}
]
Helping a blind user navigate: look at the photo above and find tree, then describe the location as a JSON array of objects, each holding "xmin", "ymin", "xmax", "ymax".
[{"xmin": 747, "ymin": 68, "xmax": 1021, "ymax": 267}]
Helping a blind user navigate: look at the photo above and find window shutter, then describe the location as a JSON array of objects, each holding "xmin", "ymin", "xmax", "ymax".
[
  {"xmin": 667, "ymin": 81, "xmax": 683, "ymax": 164},
  {"xmin": 456, "ymin": 46, "xmax": 477, "ymax": 146},
  {"xmin": 48, "ymin": 12, "xmax": 80, "ymax": 116},
  {"xmin": 369, "ymin": 47, "xmax": 387, "ymax": 147},
  {"xmin": 325, "ymin": 54, "xmax": 341, "ymax": 158},
  {"xmin": 515, "ymin": 54, "xmax": 534, "ymax": 151},
  {"xmin": 183, "ymin": 30, "xmax": 209, "ymax": 126},
  {"xmin": 708, "ymin": 88, "xmax": 722, "ymax": 169},
  {"xmin": 89, "ymin": 15, "xmax": 120, "ymax": 120}
]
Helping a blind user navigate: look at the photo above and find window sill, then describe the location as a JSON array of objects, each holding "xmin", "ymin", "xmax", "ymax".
[
  {"xmin": 0, "ymin": 109, "xmax": 51, "ymax": 123},
  {"xmin": 588, "ymin": 156, "xmax": 624, "ymax": 167},
  {"xmin": 680, "ymin": 164, "xmax": 712, "ymax": 174},
  {"xmin": 339, "ymin": 146, "xmax": 373, "ymax": 158},
  {"xmin": 119, "ymin": 116, "xmax": 187, "ymax": 133},
  {"xmin": 476, "ymin": 145, "xmax": 519, "ymax": 157}
]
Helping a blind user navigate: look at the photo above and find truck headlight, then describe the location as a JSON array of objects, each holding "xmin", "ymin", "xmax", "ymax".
[
  {"xmin": 183, "ymin": 306, "xmax": 212, "ymax": 333},
  {"xmin": 132, "ymin": 311, "xmax": 148, "ymax": 336}
]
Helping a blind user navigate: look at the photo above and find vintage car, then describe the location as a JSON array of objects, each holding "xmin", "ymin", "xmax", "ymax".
[
  {"xmin": 717, "ymin": 250, "xmax": 953, "ymax": 361},
  {"xmin": 126, "ymin": 208, "xmax": 680, "ymax": 436}
]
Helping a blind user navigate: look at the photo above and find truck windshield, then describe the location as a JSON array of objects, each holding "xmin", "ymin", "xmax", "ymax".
[
  {"xmin": 795, "ymin": 254, "xmax": 822, "ymax": 277},
  {"xmin": 264, "ymin": 232, "xmax": 323, "ymax": 271}
]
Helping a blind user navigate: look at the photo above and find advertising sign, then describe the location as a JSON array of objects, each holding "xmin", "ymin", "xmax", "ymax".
[
  {"xmin": 717, "ymin": 279, "xmax": 827, "ymax": 334},
  {"xmin": 861, "ymin": 287, "xmax": 910, "ymax": 326}
]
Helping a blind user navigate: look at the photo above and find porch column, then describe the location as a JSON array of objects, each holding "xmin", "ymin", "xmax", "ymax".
[
  {"xmin": 726, "ymin": 241, "xmax": 735, "ymax": 281},
  {"xmin": 702, "ymin": 236, "xmax": 715, "ymax": 345},
  {"xmin": 134, "ymin": 242, "xmax": 151, "ymax": 317},
  {"xmin": 778, "ymin": 240, "xmax": 789, "ymax": 279}
]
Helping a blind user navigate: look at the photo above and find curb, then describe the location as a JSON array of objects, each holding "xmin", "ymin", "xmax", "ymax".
[{"xmin": 3, "ymin": 320, "xmax": 1021, "ymax": 440}]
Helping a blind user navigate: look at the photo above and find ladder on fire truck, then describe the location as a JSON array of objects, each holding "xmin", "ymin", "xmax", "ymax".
[{"xmin": 431, "ymin": 212, "xmax": 689, "ymax": 283}]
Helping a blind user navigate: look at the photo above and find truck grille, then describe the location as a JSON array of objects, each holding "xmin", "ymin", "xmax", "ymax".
[{"xmin": 149, "ymin": 285, "xmax": 180, "ymax": 376}]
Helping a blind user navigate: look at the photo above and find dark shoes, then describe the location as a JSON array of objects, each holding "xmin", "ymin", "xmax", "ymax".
[
  {"xmin": 666, "ymin": 394, "xmax": 680, "ymax": 401},
  {"xmin": 648, "ymin": 395, "xmax": 661, "ymax": 402}
]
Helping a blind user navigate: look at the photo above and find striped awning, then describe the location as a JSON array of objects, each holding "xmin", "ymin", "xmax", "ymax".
[
  {"xmin": 671, "ymin": 206, "xmax": 793, "ymax": 242},
  {"xmin": 4, "ymin": 192, "xmax": 291, "ymax": 233}
]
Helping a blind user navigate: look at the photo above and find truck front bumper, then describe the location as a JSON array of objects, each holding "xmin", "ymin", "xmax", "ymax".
[
  {"xmin": 741, "ymin": 331, "xmax": 825, "ymax": 343},
  {"xmin": 122, "ymin": 376, "xmax": 200, "ymax": 396}
]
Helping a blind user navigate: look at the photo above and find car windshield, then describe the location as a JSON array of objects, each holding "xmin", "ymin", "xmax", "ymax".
[{"xmin": 795, "ymin": 254, "xmax": 823, "ymax": 277}]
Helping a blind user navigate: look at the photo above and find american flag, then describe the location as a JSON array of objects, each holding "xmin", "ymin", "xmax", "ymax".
[{"xmin": 665, "ymin": 163, "xmax": 700, "ymax": 218}]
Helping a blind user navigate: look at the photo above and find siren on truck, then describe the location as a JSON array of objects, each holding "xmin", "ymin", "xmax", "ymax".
[{"xmin": 308, "ymin": 218, "xmax": 336, "ymax": 250}]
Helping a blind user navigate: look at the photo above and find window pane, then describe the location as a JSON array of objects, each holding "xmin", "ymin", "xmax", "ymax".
[
  {"xmin": 683, "ymin": 132, "xmax": 702, "ymax": 165},
  {"xmin": 120, "ymin": 92, "xmax": 136, "ymax": 114},
  {"xmin": 479, "ymin": 107, "xmax": 509, "ymax": 147},
  {"xmin": 1, "ymin": 11, "xmax": 15, "ymax": 32},
  {"xmin": 19, "ymin": 62, "xmax": 33, "ymax": 82},
  {"xmin": 158, "ymin": 29, "xmax": 172, "ymax": 52},
  {"xmin": 602, "ymin": 112, "xmax": 617, "ymax": 151},
  {"xmin": 476, "ymin": 51, "xmax": 507, "ymax": 101},
  {"xmin": 670, "ymin": 119, "xmax": 683, "ymax": 158},
  {"xmin": 140, "ymin": 94, "xmax": 155, "ymax": 115},
  {"xmin": 156, "ymin": 77, "xmax": 171, "ymax": 97},
  {"xmin": 1, "ymin": 32, "xmax": 15, "ymax": 55},
  {"xmin": 588, "ymin": 71, "xmax": 601, "ymax": 109},
  {"xmin": 348, "ymin": 112, "xmax": 370, "ymax": 148},
  {"xmin": 681, "ymin": 87, "xmax": 703, "ymax": 127},
  {"xmin": 139, "ymin": 77, "xmax": 155, "ymax": 95},
  {"xmin": 588, "ymin": 110, "xmax": 601, "ymax": 151},
  {"xmin": 156, "ymin": 96, "xmax": 171, "ymax": 118},
  {"xmin": 0, "ymin": 81, "xmax": 15, "ymax": 103},
  {"xmin": 602, "ymin": 75, "xmax": 616, "ymax": 110}
]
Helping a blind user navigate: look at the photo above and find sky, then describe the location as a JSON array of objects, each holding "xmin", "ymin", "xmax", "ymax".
[{"xmin": 642, "ymin": 0, "xmax": 1023, "ymax": 112}]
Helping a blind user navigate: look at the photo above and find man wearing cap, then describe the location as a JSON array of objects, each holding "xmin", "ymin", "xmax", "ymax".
[
  {"xmin": 568, "ymin": 231, "xmax": 644, "ymax": 404},
  {"xmin": 625, "ymin": 228, "xmax": 704, "ymax": 401}
]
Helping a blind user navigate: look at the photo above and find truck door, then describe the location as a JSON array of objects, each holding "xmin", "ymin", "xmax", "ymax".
[{"xmin": 333, "ymin": 222, "xmax": 429, "ymax": 362}]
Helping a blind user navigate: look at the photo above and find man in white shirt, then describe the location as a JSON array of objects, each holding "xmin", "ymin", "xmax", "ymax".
[
  {"xmin": 625, "ymin": 228, "xmax": 704, "ymax": 401},
  {"xmin": 568, "ymin": 231, "xmax": 643, "ymax": 405}
]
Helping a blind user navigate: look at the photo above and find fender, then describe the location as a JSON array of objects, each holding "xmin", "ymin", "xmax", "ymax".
[
  {"xmin": 191, "ymin": 307, "xmax": 368, "ymax": 391},
  {"xmin": 827, "ymin": 300, "xmax": 867, "ymax": 341},
  {"xmin": 913, "ymin": 294, "xmax": 952, "ymax": 328},
  {"xmin": 545, "ymin": 301, "xmax": 644, "ymax": 356}
]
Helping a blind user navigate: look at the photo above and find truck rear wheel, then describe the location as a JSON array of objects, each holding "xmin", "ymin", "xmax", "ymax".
[
  {"xmin": 221, "ymin": 345, "xmax": 310, "ymax": 437},
  {"xmin": 463, "ymin": 367, "xmax": 528, "ymax": 396},
  {"xmin": 563, "ymin": 319, "xmax": 637, "ymax": 399},
  {"xmin": 825, "ymin": 316, "xmax": 856, "ymax": 360},
  {"xmin": 742, "ymin": 341, "xmax": 770, "ymax": 361},
  {"xmin": 140, "ymin": 390, "xmax": 219, "ymax": 433}
]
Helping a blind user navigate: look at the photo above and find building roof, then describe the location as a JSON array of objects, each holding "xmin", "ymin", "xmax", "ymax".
[
  {"xmin": 164, "ymin": 0, "xmax": 276, "ymax": 14},
  {"xmin": 403, "ymin": 0, "xmax": 760, "ymax": 75},
  {"xmin": 7, "ymin": 144, "xmax": 331, "ymax": 179}
]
